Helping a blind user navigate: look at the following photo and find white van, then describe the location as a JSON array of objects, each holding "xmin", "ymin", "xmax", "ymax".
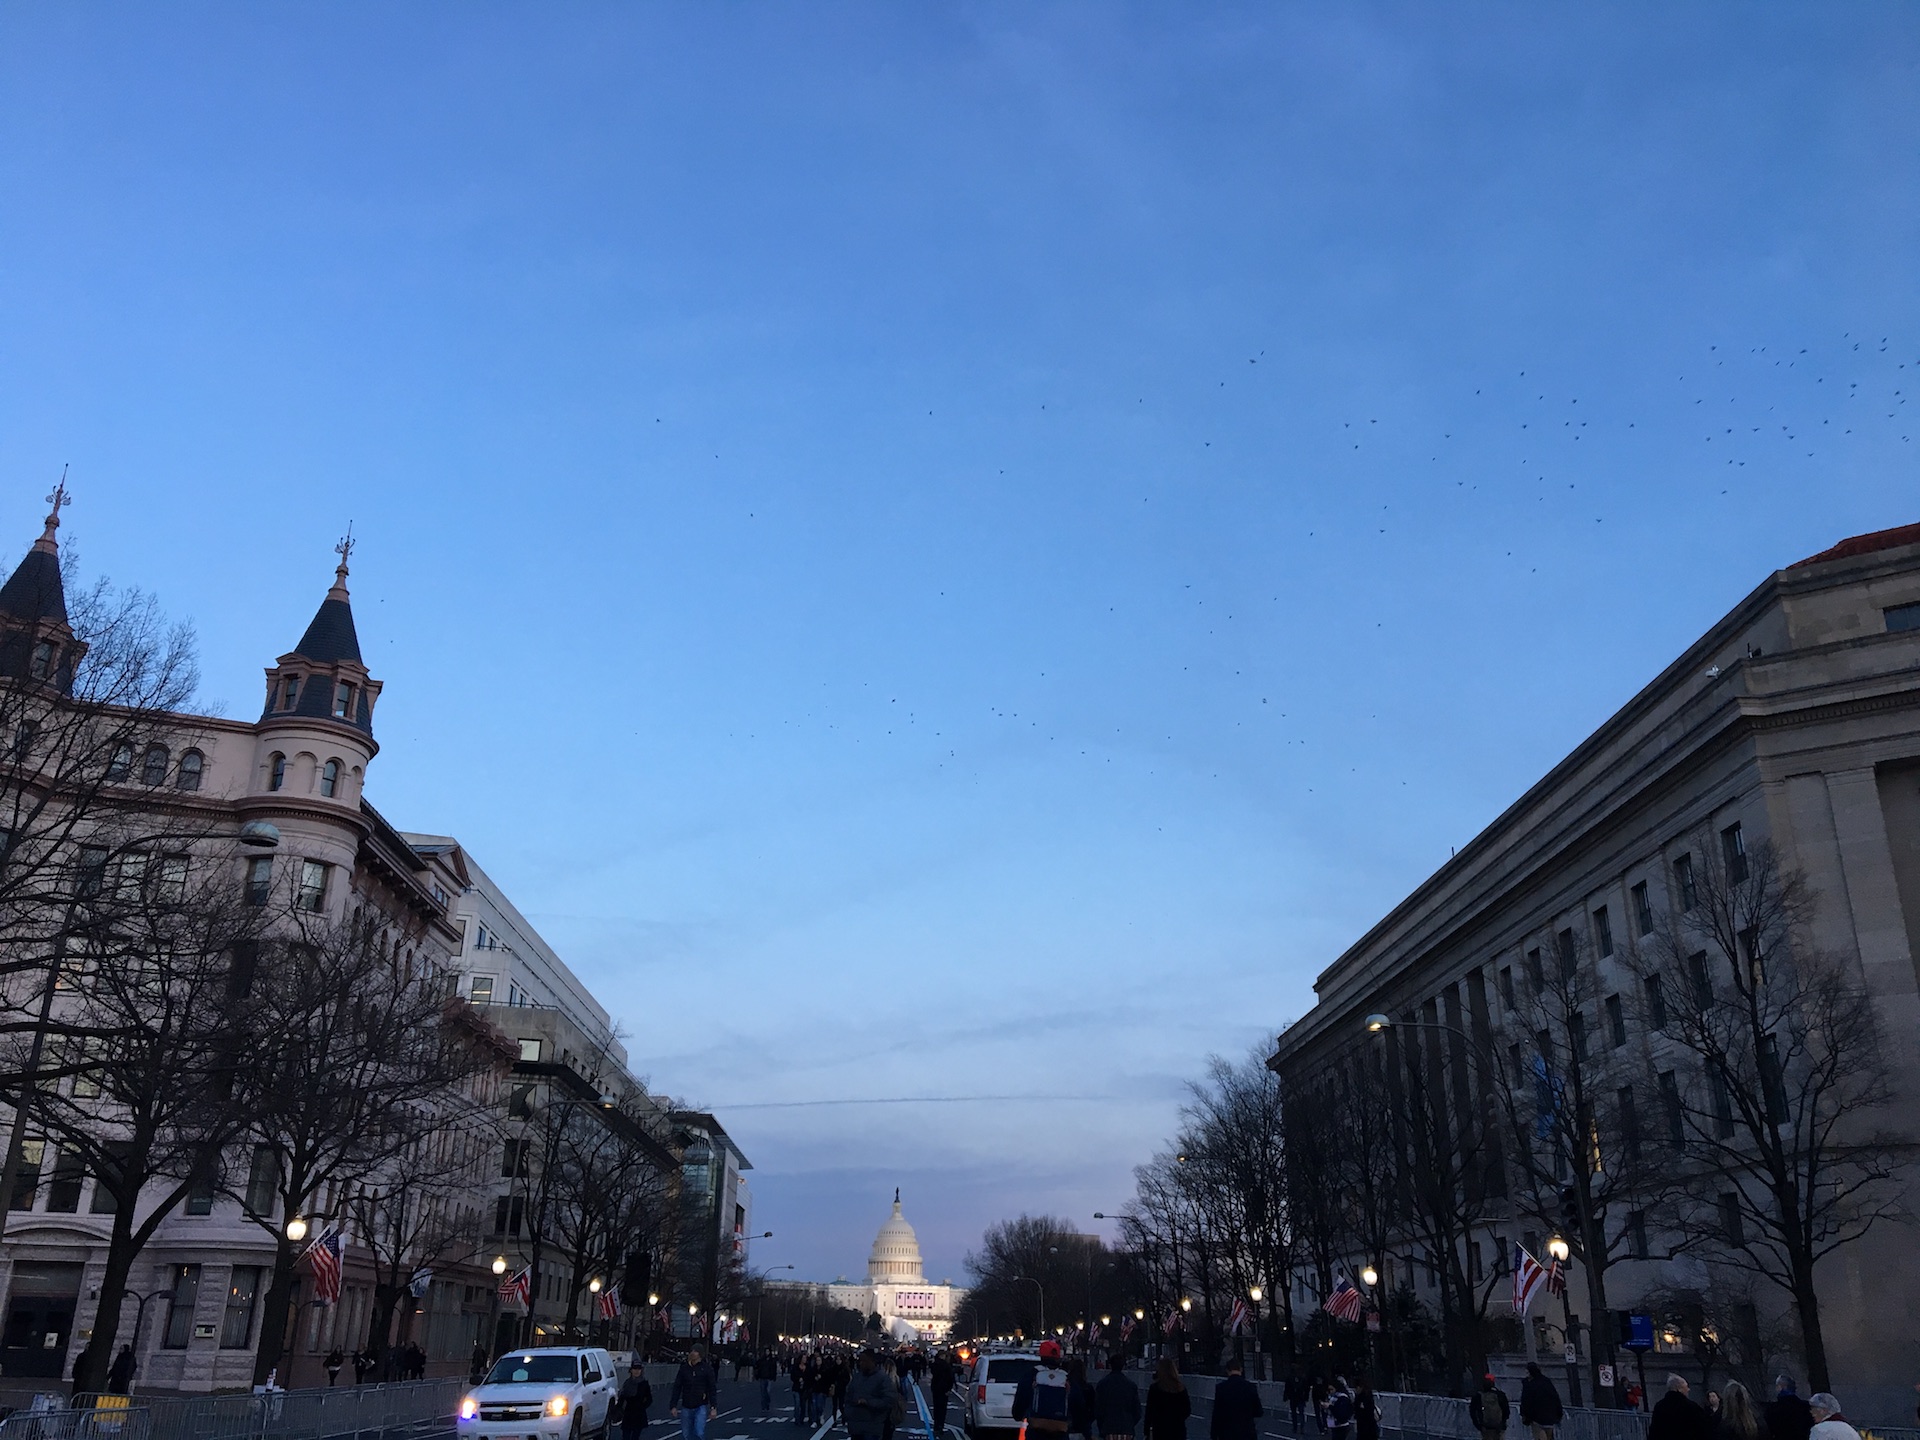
[
  {"xmin": 965, "ymin": 1352, "xmax": 1041, "ymax": 1436},
  {"xmin": 458, "ymin": 1346, "xmax": 621, "ymax": 1439}
]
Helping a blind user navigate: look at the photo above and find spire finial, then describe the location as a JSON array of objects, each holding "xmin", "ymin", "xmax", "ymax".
[
  {"xmin": 328, "ymin": 523, "xmax": 354, "ymax": 600},
  {"xmin": 33, "ymin": 469, "xmax": 69, "ymax": 555},
  {"xmin": 894, "ymin": 1187, "xmax": 901, "ymax": 1206}
]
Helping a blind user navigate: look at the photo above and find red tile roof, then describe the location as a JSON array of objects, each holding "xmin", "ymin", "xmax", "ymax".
[{"xmin": 1790, "ymin": 522, "xmax": 1920, "ymax": 569}]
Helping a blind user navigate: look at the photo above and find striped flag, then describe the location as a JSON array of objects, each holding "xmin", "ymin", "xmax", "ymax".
[
  {"xmin": 654, "ymin": 1305, "xmax": 671, "ymax": 1330},
  {"xmin": 500, "ymin": 1266, "xmax": 532, "ymax": 1311},
  {"xmin": 598, "ymin": 1289, "xmax": 620, "ymax": 1320},
  {"xmin": 1323, "ymin": 1276, "xmax": 1364, "ymax": 1323},
  {"xmin": 1545, "ymin": 1259, "xmax": 1566, "ymax": 1299},
  {"xmin": 299, "ymin": 1228, "xmax": 346, "ymax": 1307},
  {"xmin": 1161, "ymin": 1308, "xmax": 1181, "ymax": 1336},
  {"xmin": 1226, "ymin": 1299, "xmax": 1252, "ymax": 1336},
  {"xmin": 1512, "ymin": 1244, "xmax": 1547, "ymax": 1315},
  {"xmin": 1119, "ymin": 1317, "xmax": 1136, "ymax": 1344}
]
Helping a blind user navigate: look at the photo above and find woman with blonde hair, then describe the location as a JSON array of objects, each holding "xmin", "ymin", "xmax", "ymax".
[
  {"xmin": 1145, "ymin": 1358, "xmax": 1191, "ymax": 1440},
  {"xmin": 1719, "ymin": 1381, "xmax": 1763, "ymax": 1440}
]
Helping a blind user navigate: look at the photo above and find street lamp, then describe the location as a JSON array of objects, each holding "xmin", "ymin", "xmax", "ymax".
[
  {"xmin": 1364, "ymin": 1014, "xmax": 1392, "ymax": 1033},
  {"xmin": 285, "ymin": 1216, "xmax": 309, "ymax": 1243},
  {"xmin": 493, "ymin": 1257, "xmax": 509, "ymax": 1277},
  {"xmin": 1545, "ymin": 1237, "xmax": 1583, "ymax": 1406},
  {"xmin": 1179, "ymin": 1298, "xmax": 1191, "ymax": 1312},
  {"xmin": 1360, "ymin": 1267, "xmax": 1378, "ymax": 1288}
]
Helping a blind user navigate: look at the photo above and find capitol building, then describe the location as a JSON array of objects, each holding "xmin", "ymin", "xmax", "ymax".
[{"xmin": 815, "ymin": 1192, "xmax": 965, "ymax": 1342}]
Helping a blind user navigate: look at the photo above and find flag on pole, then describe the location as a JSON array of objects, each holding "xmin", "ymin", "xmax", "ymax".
[
  {"xmin": 1226, "ymin": 1299, "xmax": 1252, "ymax": 1336},
  {"xmin": 654, "ymin": 1305, "xmax": 671, "ymax": 1330},
  {"xmin": 597, "ymin": 1289, "xmax": 620, "ymax": 1320},
  {"xmin": 1545, "ymin": 1260, "xmax": 1566, "ymax": 1299},
  {"xmin": 1323, "ymin": 1276, "xmax": 1364, "ymax": 1323},
  {"xmin": 300, "ymin": 1229, "xmax": 346, "ymax": 1307},
  {"xmin": 500, "ymin": 1266, "xmax": 532, "ymax": 1311},
  {"xmin": 1161, "ymin": 1308, "xmax": 1181, "ymax": 1336},
  {"xmin": 1119, "ymin": 1317, "xmax": 1136, "ymax": 1344},
  {"xmin": 408, "ymin": 1268, "xmax": 433, "ymax": 1299},
  {"xmin": 1512, "ymin": 1244, "xmax": 1547, "ymax": 1315}
]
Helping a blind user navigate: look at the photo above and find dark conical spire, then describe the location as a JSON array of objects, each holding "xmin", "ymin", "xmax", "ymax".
[
  {"xmin": 0, "ymin": 479, "xmax": 71, "ymax": 628},
  {"xmin": 290, "ymin": 530, "xmax": 363, "ymax": 664}
]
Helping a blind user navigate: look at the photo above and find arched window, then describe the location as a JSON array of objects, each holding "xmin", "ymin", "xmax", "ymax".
[
  {"xmin": 175, "ymin": 750, "xmax": 204, "ymax": 792},
  {"xmin": 29, "ymin": 641, "xmax": 54, "ymax": 680},
  {"xmin": 320, "ymin": 759, "xmax": 340, "ymax": 798},
  {"xmin": 141, "ymin": 745, "xmax": 170, "ymax": 786},
  {"xmin": 106, "ymin": 744, "xmax": 133, "ymax": 781},
  {"xmin": 268, "ymin": 753, "xmax": 286, "ymax": 792}
]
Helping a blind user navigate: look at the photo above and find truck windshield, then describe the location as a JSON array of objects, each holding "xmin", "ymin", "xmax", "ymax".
[{"xmin": 487, "ymin": 1354, "xmax": 580, "ymax": 1384}]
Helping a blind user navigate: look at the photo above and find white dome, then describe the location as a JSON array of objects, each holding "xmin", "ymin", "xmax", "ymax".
[{"xmin": 868, "ymin": 1191, "xmax": 926, "ymax": 1284}]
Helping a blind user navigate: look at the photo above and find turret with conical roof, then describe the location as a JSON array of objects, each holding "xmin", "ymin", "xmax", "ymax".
[{"xmin": 0, "ymin": 482, "xmax": 84, "ymax": 694}]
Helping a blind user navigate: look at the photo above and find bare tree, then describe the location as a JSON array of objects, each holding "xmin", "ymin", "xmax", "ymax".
[{"xmin": 1631, "ymin": 839, "xmax": 1908, "ymax": 1392}]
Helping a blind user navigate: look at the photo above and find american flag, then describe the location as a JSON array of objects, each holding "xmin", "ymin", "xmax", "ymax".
[
  {"xmin": 1512, "ymin": 1244, "xmax": 1547, "ymax": 1315},
  {"xmin": 300, "ymin": 1229, "xmax": 346, "ymax": 1307},
  {"xmin": 597, "ymin": 1289, "xmax": 620, "ymax": 1320},
  {"xmin": 1545, "ymin": 1260, "xmax": 1566, "ymax": 1299},
  {"xmin": 1161, "ymin": 1308, "xmax": 1182, "ymax": 1336},
  {"xmin": 1119, "ymin": 1317, "xmax": 1136, "ymax": 1344},
  {"xmin": 1323, "ymin": 1276, "xmax": 1364, "ymax": 1323},
  {"xmin": 654, "ymin": 1305, "xmax": 671, "ymax": 1330},
  {"xmin": 500, "ymin": 1266, "xmax": 532, "ymax": 1311},
  {"xmin": 1084, "ymin": 1319, "xmax": 1101, "ymax": 1342},
  {"xmin": 1226, "ymin": 1299, "xmax": 1252, "ymax": 1336}
]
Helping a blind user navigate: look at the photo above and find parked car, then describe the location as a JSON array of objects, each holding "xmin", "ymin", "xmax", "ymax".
[
  {"xmin": 458, "ymin": 1346, "xmax": 621, "ymax": 1439},
  {"xmin": 966, "ymin": 1352, "xmax": 1041, "ymax": 1436}
]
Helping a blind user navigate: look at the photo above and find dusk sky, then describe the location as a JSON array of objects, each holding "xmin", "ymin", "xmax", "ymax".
[{"xmin": 1, "ymin": 4, "xmax": 1916, "ymax": 1285}]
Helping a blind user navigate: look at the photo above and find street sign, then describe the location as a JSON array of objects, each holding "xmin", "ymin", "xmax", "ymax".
[
  {"xmin": 1620, "ymin": 1314, "xmax": 1654, "ymax": 1352},
  {"xmin": 1563, "ymin": 1344, "xmax": 1576, "ymax": 1363},
  {"xmin": 1599, "ymin": 1366, "xmax": 1616, "ymax": 1389}
]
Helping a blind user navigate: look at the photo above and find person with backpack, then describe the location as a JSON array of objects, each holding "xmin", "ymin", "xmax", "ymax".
[
  {"xmin": 1016, "ymin": 1341, "xmax": 1077, "ymax": 1440},
  {"xmin": 1470, "ymin": 1374, "xmax": 1512, "ymax": 1440}
]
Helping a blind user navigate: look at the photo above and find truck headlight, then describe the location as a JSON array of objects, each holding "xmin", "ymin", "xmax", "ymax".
[
  {"xmin": 547, "ymin": 1395, "xmax": 571, "ymax": 1417},
  {"xmin": 459, "ymin": 1396, "xmax": 479, "ymax": 1420}
]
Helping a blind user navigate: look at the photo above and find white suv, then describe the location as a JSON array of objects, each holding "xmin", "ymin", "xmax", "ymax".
[
  {"xmin": 458, "ymin": 1346, "xmax": 620, "ymax": 1439},
  {"xmin": 965, "ymin": 1351, "xmax": 1040, "ymax": 1436}
]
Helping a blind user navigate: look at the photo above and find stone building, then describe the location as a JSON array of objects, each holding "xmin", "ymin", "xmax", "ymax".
[
  {"xmin": 820, "ymin": 1192, "xmax": 963, "ymax": 1342},
  {"xmin": 1267, "ymin": 522, "xmax": 1920, "ymax": 1421}
]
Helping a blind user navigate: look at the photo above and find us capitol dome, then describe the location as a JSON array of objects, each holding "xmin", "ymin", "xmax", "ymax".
[{"xmin": 821, "ymin": 1190, "xmax": 965, "ymax": 1342}]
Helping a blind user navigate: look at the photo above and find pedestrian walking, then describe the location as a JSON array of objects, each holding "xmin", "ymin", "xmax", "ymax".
[
  {"xmin": 1353, "ymin": 1383, "xmax": 1380, "ymax": 1440},
  {"xmin": 882, "ymin": 1354, "xmax": 904, "ymax": 1440},
  {"xmin": 1766, "ymin": 1378, "xmax": 1813, "ymax": 1440},
  {"xmin": 790, "ymin": 1352, "xmax": 810, "ymax": 1425},
  {"xmin": 1210, "ymin": 1360, "xmax": 1264, "ymax": 1440},
  {"xmin": 1469, "ymin": 1374, "xmax": 1511, "ymax": 1440},
  {"xmin": 1719, "ymin": 1382, "xmax": 1762, "ymax": 1440},
  {"xmin": 1649, "ymin": 1375, "xmax": 1711, "ymax": 1440},
  {"xmin": 931, "ymin": 1350, "xmax": 959, "ymax": 1437},
  {"xmin": 1807, "ymin": 1395, "xmax": 1861, "ymax": 1440},
  {"xmin": 1707, "ymin": 1392, "xmax": 1724, "ymax": 1439},
  {"xmin": 105, "ymin": 1344, "xmax": 136, "ymax": 1396},
  {"xmin": 468, "ymin": 1343, "xmax": 488, "ymax": 1386},
  {"xmin": 1324, "ymin": 1377, "xmax": 1355, "ymax": 1440},
  {"xmin": 846, "ymin": 1351, "xmax": 902, "ymax": 1440},
  {"xmin": 1068, "ymin": 1358, "xmax": 1098, "ymax": 1440},
  {"xmin": 1094, "ymin": 1352, "xmax": 1141, "ymax": 1440},
  {"xmin": 1284, "ymin": 1371, "xmax": 1309, "ymax": 1434},
  {"xmin": 757, "ymin": 1347, "xmax": 781, "ymax": 1411},
  {"xmin": 326, "ymin": 1347, "xmax": 347, "ymax": 1387},
  {"xmin": 1016, "ymin": 1341, "xmax": 1075, "ymax": 1440},
  {"xmin": 618, "ymin": 1358, "xmax": 655, "ymax": 1440},
  {"xmin": 811, "ymin": 1353, "xmax": 833, "ymax": 1425},
  {"xmin": 1312, "ymin": 1378, "xmax": 1330, "ymax": 1433},
  {"xmin": 353, "ymin": 1349, "xmax": 374, "ymax": 1385},
  {"xmin": 672, "ymin": 1345, "xmax": 720, "ymax": 1440},
  {"xmin": 834, "ymin": 1353, "xmax": 852, "ymax": 1421},
  {"xmin": 1520, "ymin": 1363, "xmax": 1564, "ymax": 1440},
  {"xmin": 1143, "ymin": 1359, "xmax": 1190, "ymax": 1440}
]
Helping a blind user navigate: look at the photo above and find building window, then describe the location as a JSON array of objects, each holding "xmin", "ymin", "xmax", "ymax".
[
  {"xmin": 282, "ymin": 675, "xmax": 301, "ymax": 710},
  {"xmin": 1658, "ymin": 1070, "xmax": 1685, "ymax": 1144},
  {"xmin": 517, "ymin": 1038, "xmax": 541, "ymax": 1063},
  {"xmin": 45, "ymin": 1148, "xmax": 84, "ymax": 1213},
  {"xmin": 13, "ymin": 722, "xmax": 37, "ymax": 759},
  {"xmin": 1556, "ymin": 928, "xmax": 1577, "ymax": 980},
  {"xmin": 1687, "ymin": 951, "xmax": 1713, "ymax": 1008},
  {"xmin": 1569, "ymin": 1011, "xmax": 1589, "ymax": 1062},
  {"xmin": 1673, "ymin": 853, "xmax": 1697, "ymax": 911},
  {"xmin": 162, "ymin": 1265, "xmax": 202, "ymax": 1348},
  {"xmin": 175, "ymin": 749, "xmax": 204, "ymax": 791},
  {"xmin": 1467, "ymin": 1241, "xmax": 1483, "ymax": 1284},
  {"xmin": 245, "ymin": 1144, "xmax": 279, "ymax": 1216},
  {"xmin": 320, "ymin": 759, "xmax": 340, "ymax": 798},
  {"xmin": 77, "ymin": 845, "xmax": 109, "ymax": 899},
  {"xmin": 1709, "ymin": 1070, "xmax": 1735, "ymax": 1138},
  {"xmin": 469, "ymin": 976, "xmax": 494, "ymax": 1003},
  {"xmin": 1720, "ymin": 823, "xmax": 1748, "ymax": 883},
  {"xmin": 1526, "ymin": 947, "xmax": 1544, "ymax": 992},
  {"xmin": 1605, "ymin": 994, "xmax": 1626, "ymax": 1048},
  {"xmin": 29, "ymin": 640, "xmax": 54, "ymax": 680},
  {"xmin": 1592, "ymin": 907, "xmax": 1614, "ymax": 958},
  {"xmin": 268, "ymin": 753, "xmax": 287, "ymax": 791},
  {"xmin": 502, "ymin": 1140, "xmax": 529, "ymax": 1178},
  {"xmin": 1631, "ymin": 880, "xmax": 1654, "ymax": 937},
  {"xmin": 333, "ymin": 682, "xmax": 355, "ymax": 719},
  {"xmin": 185, "ymin": 1175, "xmax": 216, "ymax": 1216},
  {"xmin": 152, "ymin": 855, "xmax": 188, "ymax": 902},
  {"xmin": 508, "ymin": 1084, "xmax": 533, "ymax": 1118},
  {"xmin": 1884, "ymin": 600, "xmax": 1920, "ymax": 632},
  {"xmin": 491, "ymin": 1195, "xmax": 525, "ymax": 1237},
  {"xmin": 1499, "ymin": 966, "xmax": 1515, "ymax": 1010},
  {"xmin": 244, "ymin": 856, "xmax": 273, "ymax": 907},
  {"xmin": 1761, "ymin": 1035, "xmax": 1789, "ymax": 1125},
  {"xmin": 1618, "ymin": 1087, "xmax": 1641, "ymax": 1164},
  {"xmin": 141, "ymin": 745, "xmax": 170, "ymax": 786},
  {"xmin": 1628, "ymin": 1210, "xmax": 1649, "ymax": 1260},
  {"xmin": 221, "ymin": 1266, "xmax": 263, "ymax": 1348},
  {"xmin": 297, "ymin": 860, "xmax": 329, "ymax": 912},
  {"xmin": 7, "ymin": 1140, "xmax": 41, "ymax": 1210},
  {"xmin": 105, "ymin": 744, "xmax": 132, "ymax": 781},
  {"xmin": 1644, "ymin": 974, "xmax": 1667, "ymax": 1031},
  {"xmin": 1719, "ymin": 1193, "xmax": 1745, "ymax": 1246}
]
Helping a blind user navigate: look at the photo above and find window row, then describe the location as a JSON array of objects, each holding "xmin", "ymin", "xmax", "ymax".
[
  {"xmin": 244, "ymin": 855, "xmax": 332, "ymax": 911},
  {"xmin": 160, "ymin": 1262, "xmax": 262, "ymax": 1350},
  {"xmin": 267, "ymin": 673, "xmax": 360, "ymax": 721},
  {"xmin": 265, "ymin": 752, "xmax": 346, "ymax": 797},
  {"xmin": 105, "ymin": 743, "xmax": 204, "ymax": 790}
]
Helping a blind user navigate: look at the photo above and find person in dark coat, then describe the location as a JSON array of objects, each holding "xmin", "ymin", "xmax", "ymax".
[
  {"xmin": 1354, "ymin": 1383, "xmax": 1380, "ymax": 1440},
  {"xmin": 105, "ymin": 1345, "xmax": 137, "ymax": 1396},
  {"xmin": 756, "ymin": 1348, "xmax": 781, "ymax": 1411},
  {"xmin": 1521, "ymin": 1364, "xmax": 1564, "ymax": 1440},
  {"xmin": 1144, "ymin": 1359, "xmax": 1190, "ymax": 1440},
  {"xmin": 1210, "ymin": 1360, "xmax": 1264, "ymax": 1440},
  {"xmin": 1325, "ymin": 1378, "xmax": 1356, "ymax": 1440},
  {"xmin": 930, "ymin": 1351, "xmax": 958, "ymax": 1437},
  {"xmin": 1284, "ymin": 1372, "xmax": 1309, "ymax": 1434},
  {"xmin": 672, "ymin": 1345, "xmax": 720, "ymax": 1440},
  {"xmin": 1068, "ymin": 1359, "xmax": 1098, "ymax": 1440},
  {"xmin": 1765, "ymin": 1379, "xmax": 1814, "ymax": 1440},
  {"xmin": 1649, "ymin": 1375, "xmax": 1712, "ymax": 1440},
  {"xmin": 619, "ymin": 1360, "xmax": 655, "ymax": 1440},
  {"xmin": 1094, "ymin": 1353, "xmax": 1141, "ymax": 1440},
  {"xmin": 1469, "ymin": 1374, "xmax": 1510, "ymax": 1440}
]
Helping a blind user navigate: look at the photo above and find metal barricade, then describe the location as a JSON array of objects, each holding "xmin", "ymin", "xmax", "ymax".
[
  {"xmin": 0, "ymin": 1410, "xmax": 152, "ymax": 1440},
  {"xmin": 97, "ymin": 1376, "xmax": 465, "ymax": 1440}
]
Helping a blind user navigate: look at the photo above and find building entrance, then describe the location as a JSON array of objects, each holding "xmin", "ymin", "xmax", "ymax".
[{"xmin": 2, "ymin": 1263, "xmax": 84, "ymax": 1379}]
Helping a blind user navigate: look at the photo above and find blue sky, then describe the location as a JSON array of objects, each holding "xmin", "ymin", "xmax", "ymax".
[{"xmin": 2, "ymin": 4, "xmax": 1916, "ymax": 1285}]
